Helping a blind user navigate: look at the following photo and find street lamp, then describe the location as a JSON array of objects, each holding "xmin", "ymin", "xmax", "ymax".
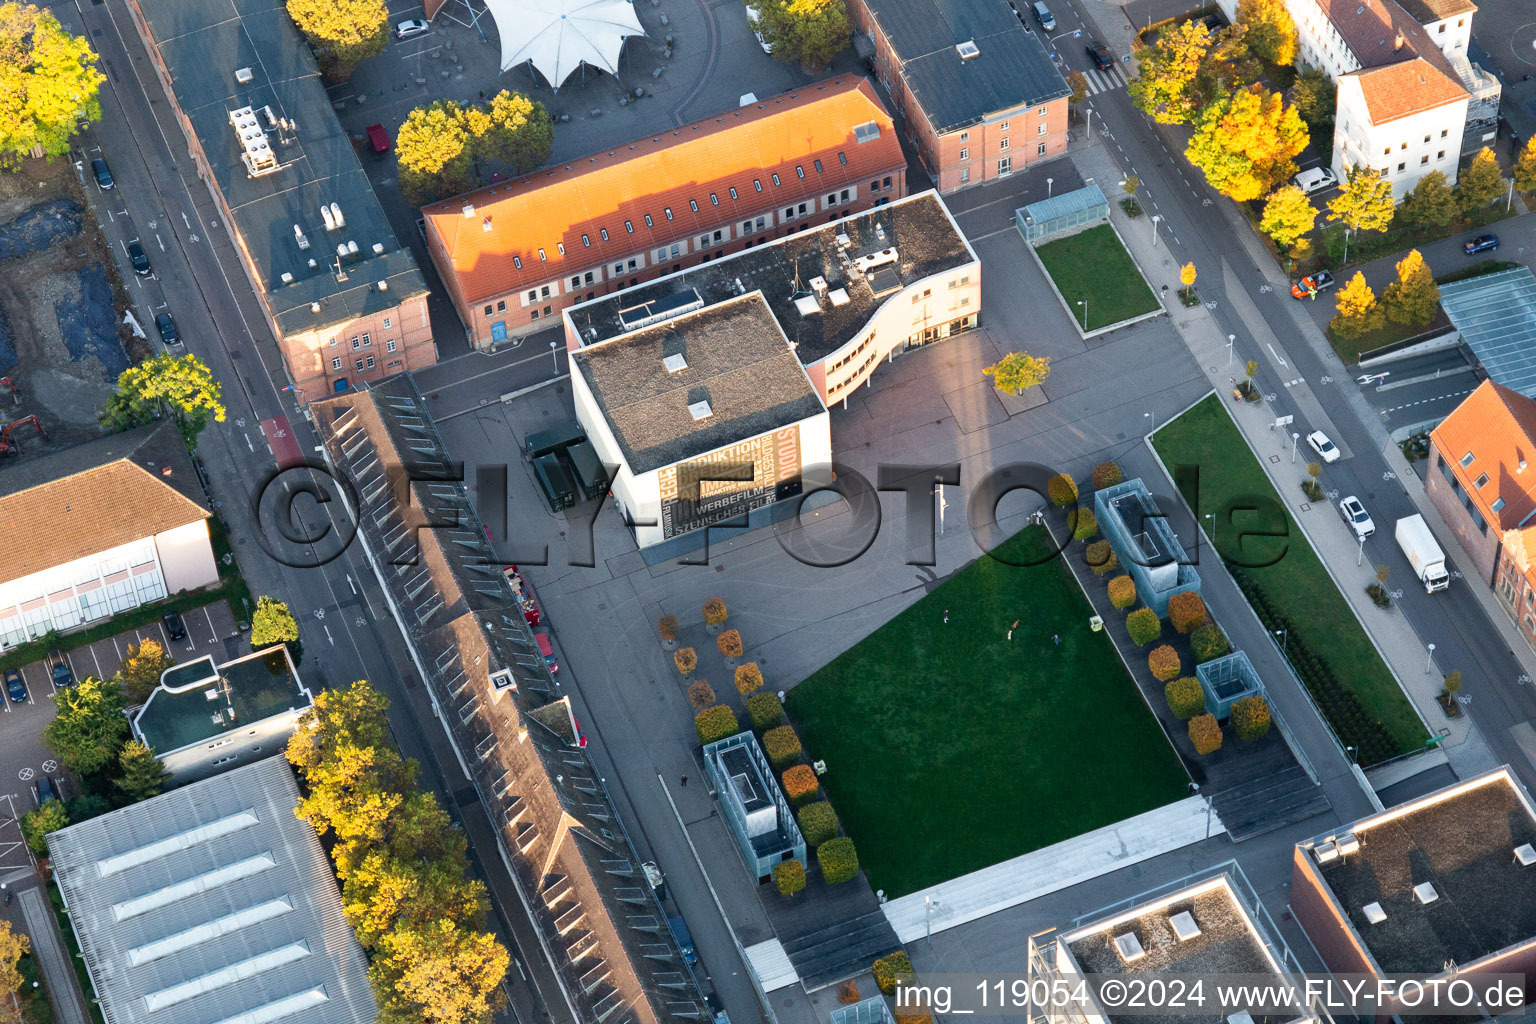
[
  {"xmin": 1226, "ymin": 333, "xmax": 1236, "ymax": 367},
  {"xmin": 1203, "ymin": 512, "xmax": 1216, "ymax": 549},
  {"xmin": 1290, "ymin": 431, "xmax": 1300, "ymax": 463},
  {"xmin": 1345, "ymin": 745, "xmax": 1358, "ymax": 763},
  {"xmin": 925, "ymin": 894, "xmax": 941, "ymax": 946},
  {"xmin": 1274, "ymin": 628, "xmax": 1288, "ymax": 653},
  {"xmin": 1425, "ymin": 642, "xmax": 1436, "ymax": 675},
  {"xmin": 1151, "ymin": 214, "xmax": 1161, "ymax": 247},
  {"xmin": 1075, "ymin": 299, "xmax": 1088, "ymax": 330},
  {"xmin": 1509, "ymin": 176, "xmax": 1517, "ymax": 213},
  {"xmin": 1047, "ymin": 177, "xmax": 1055, "ymax": 198},
  {"xmin": 1357, "ymin": 533, "xmax": 1366, "ymax": 566},
  {"xmin": 549, "ymin": 340, "xmax": 560, "ymax": 371}
]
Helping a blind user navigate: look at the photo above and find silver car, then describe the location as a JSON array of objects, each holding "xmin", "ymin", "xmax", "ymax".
[
  {"xmin": 1338, "ymin": 495, "xmax": 1375, "ymax": 539},
  {"xmin": 1307, "ymin": 430, "xmax": 1341, "ymax": 463},
  {"xmin": 395, "ymin": 18, "xmax": 429, "ymax": 39}
]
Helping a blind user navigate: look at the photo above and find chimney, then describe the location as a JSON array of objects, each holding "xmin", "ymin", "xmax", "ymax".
[{"xmin": 1394, "ymin": 29, "xmax": 1404, "ymax": 50}]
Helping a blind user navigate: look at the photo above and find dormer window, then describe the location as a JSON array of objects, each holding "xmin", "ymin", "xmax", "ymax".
[
  {"xmin": 1476, "ymin": 473, "xmax": 1490, "ymax": 488},
  {"xmin": 1461, "ymin": 451, "xmax": 1475, "ymax": 467}
]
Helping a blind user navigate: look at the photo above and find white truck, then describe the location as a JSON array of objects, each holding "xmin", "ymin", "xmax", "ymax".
[{"xmin": 1396, "ymin": 515, "xmax": 1450, "ymax": 593}]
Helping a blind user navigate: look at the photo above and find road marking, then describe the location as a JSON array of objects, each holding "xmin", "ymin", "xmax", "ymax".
[
  {"xmin": 203, "ymin": 606, "xmax": 217, "ymax": 643},
  {"xmin": 1267, "ymin": 343, "xmax": 1288, "ymax": 368},
  {"xmin": 324, "ymin": 625, "xmax": 335, "ymax": 646},
  {"xmin": 155, "ymin": 232, "xmax": 165, "ymax": 252},
  {"xmin": 244, "ymin": 432, "xmax": 254, "ymax": 452}
]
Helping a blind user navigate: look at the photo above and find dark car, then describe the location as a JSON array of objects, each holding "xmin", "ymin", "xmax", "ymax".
[
  {"xmin": 162, "ymin": 609, "xmax": 187, "ymax": 641},
  {"xmin": 155, "ymin": 312, "xmax": 179, "ymax": 344},
  {"xmin": 1087, "ymin": 40, "xmax": 1115, "ymax": 69},
  {"xmin": 4, "ymin": 668, "xmax": 24, "ymax": 705},
  {"xmin": 50, "ymin": 661, "xmax": 73, "ymax": 689},
  {"xmin": 91, "ymin": 157, "xmax": 114, "ymax": 190},
  {"xmin": 1464, "ymin": 234, "xmax": 1499, "ymax": 255},
  {"xmin": 36, "ymin": 775, "xmax": 56, "ymax": 805},
  {"xmin": 128, "ymin": 241, "xmax": 152, "ymax": 276}
]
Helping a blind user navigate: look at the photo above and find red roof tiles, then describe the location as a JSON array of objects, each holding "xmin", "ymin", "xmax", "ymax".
[{"xmin": 1351, "ymin": 57, "xmax": 1468, "ymax": 124}]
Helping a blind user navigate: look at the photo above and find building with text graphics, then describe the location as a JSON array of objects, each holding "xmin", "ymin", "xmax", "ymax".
[
  {"xmin": 565, "ymin": 191, "xmax": 976, "ymax": 552},
  {"xmin": 422, "ymin": 76, "xmax": 907, "ymax": 348}
]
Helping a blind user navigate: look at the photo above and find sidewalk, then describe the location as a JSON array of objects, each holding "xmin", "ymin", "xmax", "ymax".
[{"xmin": 17, "ymin": 885, "xmax": 88, "ymax": 1024}]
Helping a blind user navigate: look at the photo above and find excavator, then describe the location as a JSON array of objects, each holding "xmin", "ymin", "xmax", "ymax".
[{"xmin": 0, "ymin": 415, "xmax": 44, "ymax": 455}]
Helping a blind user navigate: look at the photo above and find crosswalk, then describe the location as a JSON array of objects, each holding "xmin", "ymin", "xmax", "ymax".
[{"xmin": 1078, "ymin": 64, "xmax": 1129, "ymax": 94}]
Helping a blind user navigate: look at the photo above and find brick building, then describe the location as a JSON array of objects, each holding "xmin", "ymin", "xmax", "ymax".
[{"xmin": 423, "ymin": 76, "xmax": 908, "ymax": 348}]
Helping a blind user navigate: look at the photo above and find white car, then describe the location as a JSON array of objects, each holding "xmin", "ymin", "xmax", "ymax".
[
  {"xmin": 744, "ymin": 4, "xmax": 772, "ymax": 52},
  {"xmin": 1338, "ymin": 495, "xmax": 1375, "ymax": 539},
  {"xmin": 1292, "ymin": 166, "xmax": 1338, "ymax": 195},
  {"xmin": 1306, "ymin": 430, "xmax": 1341, "ymax": 463},
  {"xmin": 395, "ymin": 18, "xmax": 429, "ymax": 39}
]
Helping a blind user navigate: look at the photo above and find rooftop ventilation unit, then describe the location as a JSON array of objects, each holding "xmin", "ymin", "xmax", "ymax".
[
  {"xmin": 662, "ymin": 353, "xmax": 687, "ymax": 373},
  {"xmin": 310, "ymin": 302, "xmax": 322, "ymax": 314},
  {"xmin": 688, "ymin": 400, "xmax": 713, "ymax": 421},
  {"xmin": 229, "ymin": 105, "xmax": 277, "ymax": 176},
  {"xmin": 321, "ymin": 205, "xmax": 336, "ymax": 231},
  {"xmin": 1314, "ymin": 842, "xmax": 1339, "ymax": 866},
  {"xmin": 1413, "ymin": 882, "xmax": 1439, "ymax": 905},
  {"xmin": 372, "ymin": 242, "xmax": 385, "ymax": 255},
  {"xmin": 337, "ymin": 243, "xmax": 349, "ymax": 261},
  {"xmin": 794, "ymin": 295, "xmax": 821, "ymax": 317},
  {"xmin": 1113, "ymin": 932, "xmax": 1145, "ymax": 963},
  {"xmin": 809, "ymin": 275, "xmax": 828, "ymax": 294},
  {"xmin": 234, "ymin": 67, "xmax": 254, "ymax": 84},
  {"xmin": 307, "ymin": 258, "xmax": 318, "ymax": 269},
  {"xmin": 876, "ymin": 222, "xmax": 887, "ymax": 241},
  {"xmin": 462, "ymin": 203, "xmax": 476, "ymax": 219},
  {"xmin": 852, "ymin": 248, "xmax": 899, "ymax": 274},
  {"xmin": 956, "ymin": 40, "xmax": 981, "ymax": 59},
  {"xmin": 262, "ymin": 104, "xmax": 278, "ymax": 127},
  {"xmin": 1516, "ymin": 844, "xmax": 1536, "ymax": 866},
  {"xmin": 293, "ymin": 225, "xmax": 309, "ymax": 250},
  {"xmin": 1229, "ymin": 1013, "xmax": 1256, "ymax": 1024},
  {"xmin": 828, "ymin": 288, "xmax": 851, "ymax": 306},
  {"xmin": 377, "ymin": 280, "xmax": 388, "ymax": 292},
  {"xmin": 853, "ymin": 121, "xmax": 881, "ymax": 144},
  {"xmin": 347, "ymin": 240, "xmax": 359, "ymax": 255},
  {"xmin": 733, "ymin": 277, "xmax": 746, "ymax": 295},
  {"xmin": 489, "ymin": 668, "xmax": 517, "ymax": 692},
  {"xmin": 1169, "ymin": 911, "xmax": 1201, "ymax": 942},
  {"xmin": 330, "ymin": 202, "xmax": 345, "ymax": 228},
  {"xmin": 835, "ymin": 232, "xmax": 851, "ymax": 248},
  {"xmin": 618, "ymin": 288, "xmax": 705, "ymax": 332},
  {"xmin": 1336, "ymin": 834, "xmax": 1361, "ymax": 857},
  {"xmin": 482, "ymin": 216, "xmax": 493, "ymax": 232},
  {"xmin": 1362, "ymin": 902, "xmax": 1387, "ymax": 924},
  {"xmin": 204, "ymin": 688, "xmax": 221, "ymax": 701},
  {"xmin": 280, "ymin": 272, "xmax": 293, "ymax": 284}
]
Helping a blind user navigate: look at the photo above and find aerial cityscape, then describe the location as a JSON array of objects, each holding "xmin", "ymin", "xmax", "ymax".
[{"xmin": 2, "ymin": 0, "xmax": 1536, "ymax": 1021}]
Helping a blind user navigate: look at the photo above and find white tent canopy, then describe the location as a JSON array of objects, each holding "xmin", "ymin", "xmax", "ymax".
[{"xmin": 491, "ymin": 0, "xmax": 646, "ymax": 89}]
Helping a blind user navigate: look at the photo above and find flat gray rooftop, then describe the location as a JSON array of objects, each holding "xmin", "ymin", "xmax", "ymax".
[
  {"xmin": 570, "ymin": 191, "xmax": 974, "ymax": 369},
  {"xmin": 47, "ymin": 756, "xmax": 374, "ymax": 1024},
  {"xmin": 135, "ymin": 648, "xmax": 307, "ymax": 754},
  {"xmin": 1319, "ymin": 773, "xmax": 1536, "ymax": 974},
  {"xmin": 573, "ymin": 293, "xmax": 824, "ymax": 474}
]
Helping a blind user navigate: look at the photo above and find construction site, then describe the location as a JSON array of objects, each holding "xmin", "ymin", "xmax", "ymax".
[{"xmin": 0, "ymin": 158, "xmax": 137, "ymax": 458}]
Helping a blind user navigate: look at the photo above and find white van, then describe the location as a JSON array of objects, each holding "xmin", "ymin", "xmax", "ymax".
[
  {"xmin": 1032, "ymin": 1, "xmax": 1056, "ymax": 30},
  {"xmin": 1292, "ymin": 166, "xmax": 1338, "ymax": 195}
]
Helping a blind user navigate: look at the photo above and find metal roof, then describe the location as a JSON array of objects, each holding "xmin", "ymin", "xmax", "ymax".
[
  {"xmin": 1440, "ymin": 267, "xmax": 1536, "ymax": 399},
  {"xmin": 48, "ymin": 756, "xmax": 375, "ymax": 1024}
]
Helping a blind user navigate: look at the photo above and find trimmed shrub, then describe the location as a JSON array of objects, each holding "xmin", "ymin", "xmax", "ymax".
[
  {"xmin": 1072, "ymin": 507, "xmax": 1099, "ymax": 541},
  {"xmin": 1189, "ymin": 713, "xmax": 1223, "ymax": 755},
  {"xmin": 1048, "ymin": 472, "xmax": 1078, "ymax": 507},
  {"xmin": 673, "ymin": 647, "xmax": 697, "ymax": 674},
  {"xmin": 894, "ymin": 1004, "xmax": 934, "ymax": 1024},
  {"xmin": 695, "ymin": 705, "xmax": 739, "ymax": 745},
  {"xmin": 657, "ymin": 614, "xmax": 679, "ymax": 642},
  {"xmin": 1168, "ymin": 591, "xmax": 1207, "ymax": 634},
  {"xmin": 1086, "ymin": 539, "xmax": 1116, "ymax": 574},
  {"xmin": 1231, "ymin": 696, "xmax": 1272, "ymax": 740},
  {"xmin": 686, "ymin": 680, "xmax": 715, "ymax": 709},
  {"xmin": 1148, "ymin": 644, "xmax": 1181, "ymax": 682},
  {"xmin": 1165, "ymin": 676, "xmax": 1205, "ymax": 719},
  {"xmin": 735, "ymin": 662, "xmax": 764, "ymax": 695},
  {"xmin": 873, "ymin": 951, "xmax": 914, "ymax": 996},
  {"xmin": 817, "ymin": 836, "xmax": 859, "ymax": 884},
  {"xmin": 1190, "ymin": 623, "xmax": 1229, "ymax": 663},
  {"xmin": 702, "ymin": 597, "xmax": 728, "ymax": 626},
  {"xmin": 837, "ymin": 981, "xmax": 862, "ymax": 1005},
  {"xmin": 762, "ymin": 725, "xmax": 802, "ymax": 770},
  {"xmin": 717, "ymin": 629, "xmax": 744, "ymax": 659},
  {"xmin": 781, "ymin": 764, "xmax": 819, "ymax": 805},
  {"xmin": 747, "ymin": 691, "xmax": 784, "ymax": 730},
  {"xmin": 1126, "ymin": 607, "xmax": 1161, "ymax": 646},
  {"xmin": 796, "ymin": 800, "xmax": 839, "ymax": 847},
  {"xmin": 773, "ymin": 859, "xmax": 806, "ymax": 896},
  {"xmin": 1092, "ymin": 461, "xmax": 1124, "ymax": 489},
  {"xmin": 1108, "ymin": 574, "xmax": 1137, "ymax": 609}
]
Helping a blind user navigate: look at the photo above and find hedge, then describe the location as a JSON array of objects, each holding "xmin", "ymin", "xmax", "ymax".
[
  {"xmin": 702, "ymin": 597, "xmax": 728, "ymax": 625},
  {"xmin": 773, "ymin": 859, "xmax": 806, "ymax": 896},
  {"xmin": 1086, "ymin": 539, "xmax": 1117, "ymax": 574},
  {"xmin": 1072, "ymin": 507, "xmax": 1098, "ymax": 541},
  {"xmin": 1165, "ymin": 676, "xmax": 1205, "ymax": 719},
  {"xmin": 1126, "ymin": 607, "xmax": 1161, "ymax": 646},
  {"xmin": 1108, "ymin": 574, "xmax": 1137, "ymax": 609},
  {"xmin": 695, "ymin": 705, "xmax": 739, "ymax": 745},
  {"xmin": 1049, "ymin": 473, "xmax": 1078, "ymax": 507},
  {"xmin": 1189, "ymin": 713, "xmax": 1223, "ymax": 755},
  {"xmin": 717, "ymin": 629, "xmax": 744, "ymax": 659},
  {"xmin": 674, "ymin": 647, "xmax": 697, "ymax": 674},
  {"xmin": 1148, "ymin": 644, "xmax": 1181, "ymax": 682},
  {"xmin": 797, "ymin": 801, "xmax": 839, "ymax": 846},
  {"xmin": 818, "ymin": 836, "xmax": 859, "ymax": 883},
  {"xmin": 762, "ymin": 725, "xmax": 803, "ymax": 770},
  {"xmin": 1092, "ymin": 461, "xmax": 1124, "ymax": 489},
  {"xmin": 734, "ymin": 662, "xmax": 764, "ymax": 695},
  {"xmin": 1190, "ymin": 623, "xmax": 1229, "ymax": 663},
  {"xmin": 1231, "ymin": 695, "xmax": 1272, "ymax": 740},
  {"xmin": 873, "ymin": 951, "xmax": 914, "ymax": 996},
  {"xmin": 747, "ymin": 692, "xmax": 784, "ymax": 730},
  {"xmin": 686, "ymin": 680, "xmax": 716, "ymax": 709},
  {"xmin": 1168, "ymin": 591, "xmax": 1207, "ymax": 634},
  {"xmin": 781, "ymin": 763, "xmax": 819, "ymax": 804}
]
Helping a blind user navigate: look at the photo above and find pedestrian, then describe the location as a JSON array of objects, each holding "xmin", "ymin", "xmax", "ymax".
[
  {"xmin": 943, "ymin": 609, "xmax": 949, "ymax": 624},
  {"xmin": 1053, "ymin": 633, "xmax": 1061, "ymax": 646},
  {"xmin": 680, "ymin": 775, "xmax": 687, "ymax": 787},
  {"xmin": 1008, "ymin": 619, "xmax": 1019, "ymax": 641}
]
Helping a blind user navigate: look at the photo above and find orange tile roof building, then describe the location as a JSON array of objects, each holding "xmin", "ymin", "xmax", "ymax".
[
  {"xmin": 423, "ymin": 77, "xmax": 908, "ymax": 348},
  {"xmin": 1427, "ymin": 381, "xmax": 1536, "ymax": 653}
]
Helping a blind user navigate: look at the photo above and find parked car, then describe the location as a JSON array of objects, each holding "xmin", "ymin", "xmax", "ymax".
[
  {"xmin": 36, "ymin": 775, "xmax": 56, "ymax": 805},
  {"xmin": 744, "ymin": 4, "xmax": 772, "ymax": 52},
  {"xmin": 1031, "ymin": 0, "xmax": 1056, "ymax": 30},
  {"xmin": 1306, "ymin": 430, "xmax": 1341, "ymax": 463},
  {"xmin": 128, "ymin": 241, "xmax": 152, "ymax": 276},
  {"xmin": 395, "ymin": 18, "xmax": 429, "ymax": 39},
  {"xmin": 668, "ymin": 915, "xmax": 697, "ymax": 964},
  {"xmin": 4, "ymin": 668, "xmax": 24, "ymax": 705},
  {"xmin": 91, "ymin": 157, "xmax": 115, "ymax": 190},
  {"xmin": 51, "ymin": 661, "xmax": 73, "ymax": 689},
  {"xmin": 162, "ymin": 609, "xmax": 187, "ymax": 641},
  {"xmin": 1291, "ymin": 270, "xmax": 1334, "ymax": 299},
  {"xmin": 535, "ymin": 631, "xmax": 559, "ymax": 674},
  {"xmin": 1464, "ymin": 234, "xmax": 1499, "ymax": 255},
  {"xmin": 155, "ymin": 312, "xmax": 179, "ymax": 344},
  {"xmin": 1338, "ymin": 495, "xmax": 1375, "ymax": 539},
  {"xmin": 1291, "ymin": 166, "xmax": 1337, "ymax": 194},
  {"xmin": 1086, "ymin": 40, "xmax": 1115, "ymax": 69}
]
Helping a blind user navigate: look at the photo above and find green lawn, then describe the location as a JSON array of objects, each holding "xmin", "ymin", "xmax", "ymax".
[
  {"xmin": 1151, "ymin": 394, "xmax": 1428, "ymax": 760},
  {"xmin": 1035, "ymin": 224, "xmax": 1161, "ymax": 330},
  {"xmin": 785, "ymin": 526, "xmax": 1189, "ymax": 899}
]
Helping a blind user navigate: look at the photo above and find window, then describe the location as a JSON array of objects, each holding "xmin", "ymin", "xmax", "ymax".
[
  {"xmin": 998, "ymin": 157, "xmax": 1011, "ymax": 175},
  {"xmin": 540, "ymin": 285, "xmax": 550, "ymax": 298},
  {"xmin": 1437, "ymin": 150, "xmax": 1445, "ymax": 159},
  {"xmin": 1383, "ymin": 147, "xmax": 1391, "ymax": 155},
  {"xmin": 1441, "ymin": 129, "xmax": 1449, "ymax": 137},
  {"xmin": 959, "ymin": 131, "xmax": 969, "ymax": 141},
  {"xmin": 1476, "ymin": 473, "xmax": 1490, "ymax": 488},
  {"xmin": 1036, "ymin": 106, "xmax": 1046, "ymax": 116},
  {"xmin": 1397, "ymin": 163, "xmax": 1406, "ymax": 172},
  {"xmin": 571, "ymin": 275, "xmax": 581, "ymax": 288},
  {"xmin": 1493, "ymin": 497, "xmax": 1508, "ymax": 513},
  {"xmin": 1461, "ymin": 451, "xmax": 1475, "ymax": 467},
  {"xmin": 613, "ymin": 263, "xmax": 624, "ymax": 274},
  {"xmin": 527, "ymin": 290, "xmax": 537, "ymax": 302},
  {"xmin": 625, "ymin": 220, "xmax": 634, "ymax": 233},
  {"xmin": 327, "ymin": 337, "xmax": 337, "ymax": 347},
  {"xmin": 1437, "ymin": 21, "xmax": 1444, "ymax": 31},
  {"xmin": 999, "ymin": 121, "xmax": 1009, "ymax": 130},
  {"xmin": 729, "ymin": 187, "xmax": 738, "ymax": 199},
  {"xmin": 1037, "ymin": 142, "xmax": 1047, "ymax": 156},
  {"xmin": 1037, "ymin": 124, "xmax": 1047, "ymax": 136},
  {"xmin": 584, "ymin": 271, "xmax": 594, "ymax": 284},
  {"xmin": 1424, "ymin": 135, "xmax": 1431, "ymax": 144},
  {"xmin": 883, "ymin": 176, "xmax": 892, "ymax": 188},
  {"xmin": 644, "ymin": 214, "xmax": 653, "ymax": 227},
  {"xmin": 483, "ymin": 305, "xmax": 493, "ymax": 316},
  {"xmin": 840, "ymin": 189, "xmax": 850, "ymax": 202},
  {"xmin": 871, "ymin": 180, "xmax": 879, "ymax": 192},
  {"xmin": 383, "ymin": 317, "xmax": 391, "ymax": 329},
  {"xmin": 351, "ymin": 336, "xmax": 361, "ymax": 350},
  {"xmin": 556, "ymin": 243, "xmax": 565, "ymax": 255},
  {"xmin": 366, "ymin": 355, "xmax": 375, "ymax": 369},
  {"xmin": 771, "ymin": 173, "xmax": 781, "ymax": 186},
  {"xmin": 531, "ymin": 309, "xmax": 540, "ymax": 320},
  {"xmin": 754, "ymin": 179, "xmax": 763, "ymax": 191},
  {"xmin": 689, "ymin": 199, "xmax": 699, "ymax": 212},
  {"xmin": 1400, "ymin": 142, "xmax": 1407, "ymax": 150},
  {"xmin": 538, "ymin": 248, "xmax": 546, "ymax": 261},
  {"xmin": 600, "ymin": 228, "xmax": 609, "ymax": 241},
  {"xmin": 1421, "ymin": 155, "xmax": 1429, "ymax": 164},
  {"xmin": 838, "ymin": 152, "xmax": 847, "ymax": 165},
  {"xmin": 543, "ymin": 305, "xmax": 551, "ymax": 316},
  {"xmin": 331, "ymin": 357, "xmax": 342, "ymax": 370},
  {"xmin": 798, "ymin": 202, "xmax": 807, "ymax": 215},
  {"xmin": 582, "ymin": 233, "xmax": 591, "ymax": 247},
  {"xmin": 796, "ymin": 166, "xmax": 805, "ymax": 179},
  {"xmin": 1000, "ymin": 138, "xmax": 1010, "ymax": 151},
  {"xmin": 361, "ymin": 333, "xmax": 371, "ymax": 347},
  {"xmin": 512, "ymin": 256, "xmax": 522, "ymax": 269},
  {"xmin": 742, "ymin": 220, "xmax": 752, "ymax": 232},
  {"xmin": 386, "ymin": 340, "xmax": 397, "ymax": 353},
  {"xmin": 755, "ymin": 216, "xmax": 765, "ymax": 230},
  {"xmin": 670, "ymin": 243, "xmax": 681, "ymax": 258},
  {"xmin": 959, "ymin": 147, "xmax": 969, "ymax": 160},
  {"xmin": 959, "ymin": 167, "xmax": 970, "ymax": 183},
  {"xmin": 355, "ymin": 359, "xmax": 365, "ymax": 372},
  {"xmin": 784, "ymin": 206, "xmax": 793, "ymax": 219}
]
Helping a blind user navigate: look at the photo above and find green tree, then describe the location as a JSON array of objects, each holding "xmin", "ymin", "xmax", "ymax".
[
  {"xmin": 99, "ymin": 353, "xmax": 226, "ymax": 450},
  {"xmin": 20, "ymin": 798, "xmax": 68, "ymax": 856},
  {"xmin": 1290, "ymin": 65, "xmax": 1334, "ymax": 127},
  {"xmin": 1327, "ymin": 166, "xmax": 1395, "ymax": 235},
  {"xmin": 251, "ymin": 595, "xmax": 300, "ymax": 648},
  {"xmin": 0, "ymin": 919, "xmax": 28, "ymax": 1019},
  {"xmin": 1455, "ymin": 146, "xmax": 1503, "ymax": 215},
  {"xmin": 1235, "ymin": 0, "xmax": 1297, "ymax": 65},
  {"xmin": 1128, "ymin": 20, "xmax": 1212, "ymax": 124},
  {"xmin": 773, "ymin": 858, "xmax": 806, "ymax": 896},
  {"xmin": 1399, "ymin": 170, "xmax": 1457, "ymax": 231},
  {"xmin": 1381, "ymin": 249, "xmax": 1439, "ymax": 327},
  {"xmin": 115, "ymin": 740, "xmax": 168, "ymax": 802},
  {"xmin": 118, "ymin": 637, "xmax": 170, "ymax": 705},
  {"xmin": 370, "ymin": 918, "xmax": 509, "ymax": 1024},
  {"xmin": 1259, "ymin": 184, "xmax": 1317, "ymax": 251},
  {"xmin": 1186, "ymin": 86, "xmax": 1308, "ymax": 201},
  {"xmin": 1329, "ymin": 271, "xmax": 1385, "ymax": 340},
  {"xmin": 747, "ymin": 0, "xmax": 852, "ymax": 71},
  {"xmin": 0, "ymin": 3, "xmax": 104, "ymax": 166},
  {"xmin": 983, "ymin": 351, "xmax": 1051, "ymax": 393},
  {"xmin": 397, "ymin": 100, "xmax": 476, "ymax": 206},
  {"xmin": 43, "ymin": 676, "xmax": 127, "ymax": 775},
  {"xmin": 1515, "ymin": 136, "xmax": 1536, "ymax": 194},
  {"xmin": 285, "ymin": 0, "xmax": 388, "ymax": 81},
  {"xmin": 477, "ymin": 91, "xmax": 552, "ymax": 173}
]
